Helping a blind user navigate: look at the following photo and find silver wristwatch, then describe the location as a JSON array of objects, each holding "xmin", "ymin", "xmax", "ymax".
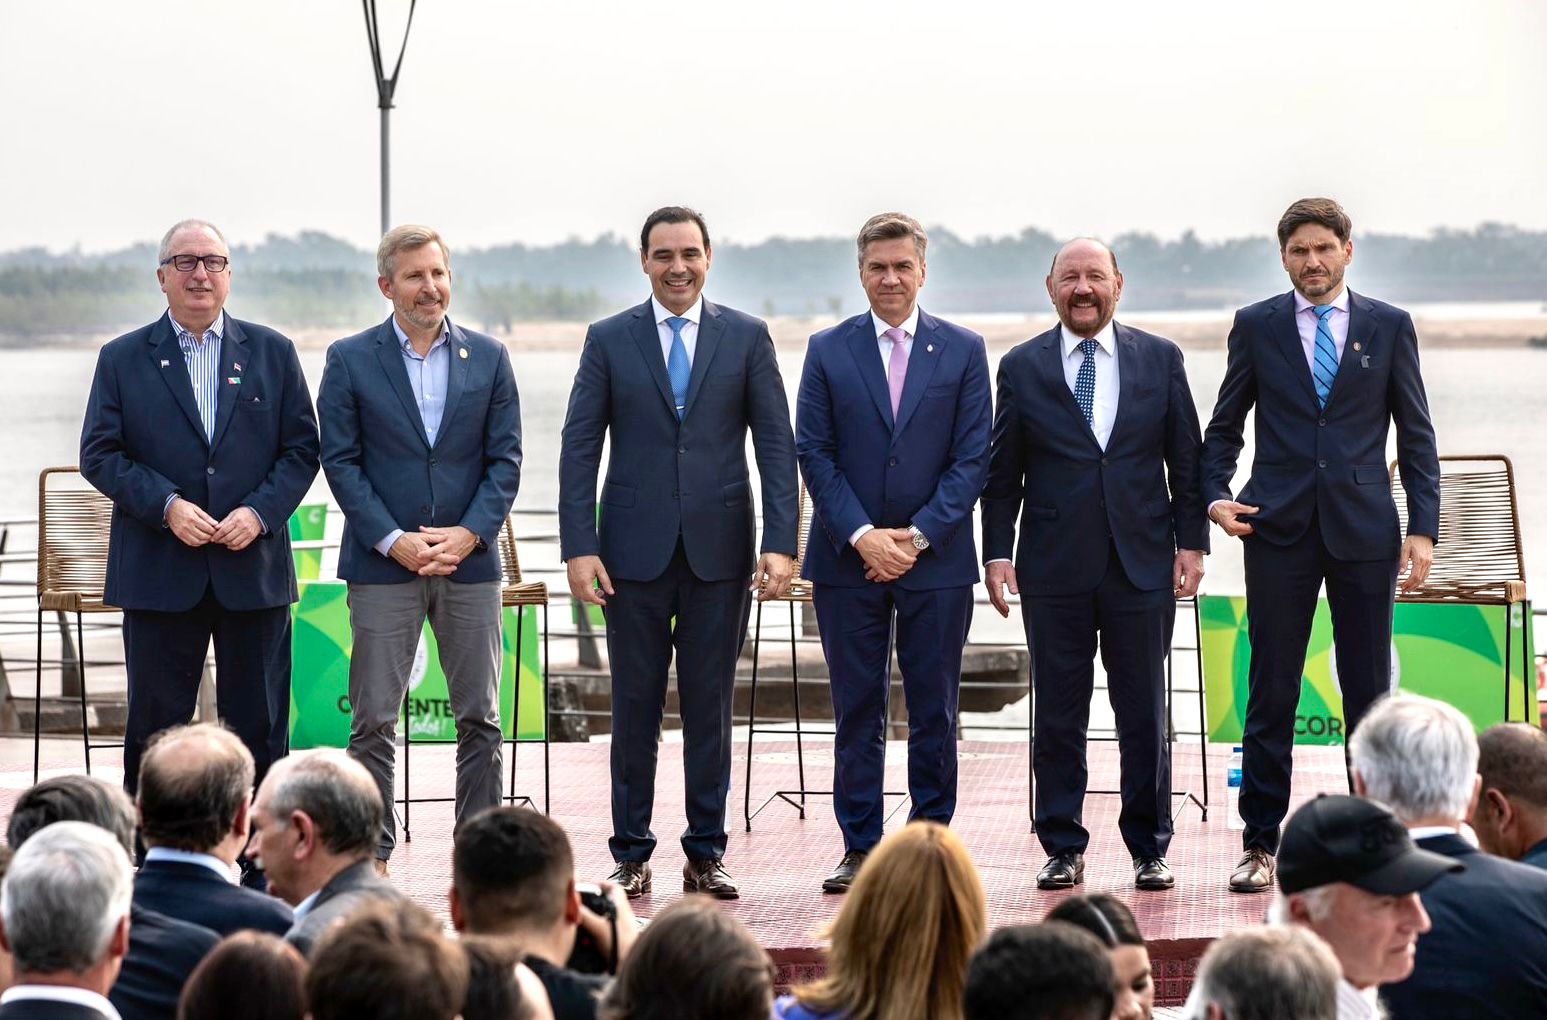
[{"xmin": 907, "ymin": 525, "xmax": 930, "ymax": 551}]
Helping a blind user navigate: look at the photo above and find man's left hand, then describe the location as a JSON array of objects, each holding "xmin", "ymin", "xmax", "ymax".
[
  {"xmin": 211, "ymin": 507, "xmax": 262, "ymax": 552},
  {"xmin": 750, "ymin": 552, "xmax": 795, "ymax": 601},
  {"xmin": 417, "ymin": 525, "xmax": 480, "ymax": 576},
  {"xmin": 1398, "ymin": 534, "xmax": 1435, "ymax": 593},
  {"xmin": 1173, "ymin": 549, "xmax": 1205, "ymax": 599}
]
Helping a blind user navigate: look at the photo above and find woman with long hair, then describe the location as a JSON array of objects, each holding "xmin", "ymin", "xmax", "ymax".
[
  {"xmin": 1045, "ymin": 893, "xmax": 1154, "ymax": 1020},
  {"xmin": 775, "ymin": 821, "xmax": 988, "ymax": 1020}
]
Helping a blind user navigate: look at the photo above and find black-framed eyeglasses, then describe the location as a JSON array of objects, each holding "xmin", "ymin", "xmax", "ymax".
[{"xmin": 159, "ymin": 254, "xmax": 230, "ymax": 273}]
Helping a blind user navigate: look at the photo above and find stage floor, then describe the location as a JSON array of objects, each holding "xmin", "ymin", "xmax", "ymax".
[{"xmin": 2, "ymin": 737, "xmax": 1350, "ymax": 1006}]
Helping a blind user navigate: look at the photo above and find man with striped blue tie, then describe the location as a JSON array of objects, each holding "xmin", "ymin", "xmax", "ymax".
[
  {"xmin": 1201, "ymin": 198, "xmax": 1441, "ymax": 894},
  {"xmin": 81, "ymin": 219, "xmax": 320, "ymax": 798}
]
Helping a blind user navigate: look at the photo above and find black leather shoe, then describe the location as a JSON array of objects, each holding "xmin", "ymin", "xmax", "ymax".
[
  {"xmin": 683, "ymin": 857, "xmax": 740, "ymax": 899},
  {"xmin": 1229, "ymin": 847, "xmax": 1276, "ymax": 894},
  {"xmin": 608, "ymin": 861, "xmax": 652, "ymax": 899},
  {"xmin": 1037, "ymin": 851, "xmax": 1086, "ymax": 890},
  {"xmin": 1133, "ymin": 856, "xmax": 1174, "ymax": 891},
  {"xmin": 822, "ymin": 850, "xmax": 869, "ymax": 893}
]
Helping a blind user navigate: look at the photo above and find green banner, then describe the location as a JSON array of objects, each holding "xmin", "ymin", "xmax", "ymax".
[
  {"xmin": 288, "ymin": 580, "xmax": 545, "ymax": 748},
  {"xmin": 287, "ymin": 503, "xmax": 327, "ymax": 580},
  {"xmin": 1201, "ymin": 595, "xmax": 1539, "ymax": 745}
]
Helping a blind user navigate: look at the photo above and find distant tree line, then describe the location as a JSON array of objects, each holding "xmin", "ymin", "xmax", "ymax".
[{"xmin": 4, "ymin": 223, "xmax": 1544, "ymax": 341}]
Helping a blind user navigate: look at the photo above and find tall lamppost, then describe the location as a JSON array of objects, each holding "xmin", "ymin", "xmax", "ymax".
[{"xmin": 362, "ymin": 0, "xmax": 418, "ymax": 236}]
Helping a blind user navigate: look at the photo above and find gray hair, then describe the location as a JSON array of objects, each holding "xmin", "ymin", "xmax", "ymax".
[
  {"xmin": 267, "ymin": 750, "xmax": 382, "ymax": 857},
  {"xmin": 1267, "ymin": 885, "xmax": 1339, "ymax": 927},
  {"xmin": 1350, "ymin": 694, "xmax": 1478, "ymax": 824},
  {"xmin": 856, "ymin": 212, "xmax": 927, "ymax": 266},
  {"xmin": 158, "ymin": 219, "xmax": 228, "ymax": 263},
  {"xmin": 1, "ymin": 821, "xmax": 133, "ymax": 974},
  {"xmin": 377, "ymin": 224, "xmax": 450, "ymax": 279},
  {"xmin": 1188, "ymin": 926, "xmax": 1341, "ymax": 1020}
]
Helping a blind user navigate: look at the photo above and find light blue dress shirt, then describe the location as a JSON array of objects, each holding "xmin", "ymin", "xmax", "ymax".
[{"xmin": 374, "ymin": 317, "xmax": 452, "ymax": 557}]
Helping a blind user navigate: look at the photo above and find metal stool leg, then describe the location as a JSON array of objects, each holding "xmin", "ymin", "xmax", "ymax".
[
  {"xmin": 77, "ymin": 613, "xmax": 91, "ymax": 775},
  {"xmin": 542, "ymin": 602, "xmax": 551, "ymax": 814},
  {"xmin": 401, "ymin": 690, "xmax": 412, "ymax": 842},
  {"xmin": 744, "ymin": 600, "xmax": 763, "ymax": 832},
  {"xmin": 789, "ymin": 599, "xmax": 807, "ymax": 816},
  {"xmin": 33, "ymin": 605, "xmax": 44, "ymax": 783},
  {"xmin": 1193, "ymin": 599, "xmax": 1209, "ymax": 817},
  {"xmin": 510, "ymin": 607, "xmax": 523, "ymax": 804}
]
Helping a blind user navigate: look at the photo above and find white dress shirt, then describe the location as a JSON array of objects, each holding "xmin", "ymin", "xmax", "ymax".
[
  {"xmin": 143, "ymin": 845, "xmax": 239, "ymax": 884},
  {"xmin": 1294, "ymin": 285, "xmax": 1351, "ymax": 376},
  {"xmin": 850, "ymin": 305, "xmax": 923, "ymax": 548},
  {"xmin": 1335, "ymin": 978, "xmax": 1381, "ymax": 1020},
  {"xmin": 653, "ymin": 295, "xmax": 702, "ymax": 364},
  {"xmin": 1, "ymin": 985, "xmax": 122, "ymax": 1020},
  {"xmin": 1060, "ymin": 322, "xmax": 1119, "ymax": 450}
]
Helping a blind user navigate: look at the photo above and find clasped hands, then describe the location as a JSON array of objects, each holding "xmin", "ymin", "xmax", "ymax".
[
  {"xmin": 168, "ymin": 498, "xmax": 262, "ymax": 552},
  {"xmin": 859, "ymin": 527, "xmax": 918, "ymax": 583},
  {"xmin": 389, "ymin": 526, "xmax": 480, "ymax": 576}
]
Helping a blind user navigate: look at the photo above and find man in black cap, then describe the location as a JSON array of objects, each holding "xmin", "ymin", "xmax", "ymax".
[{"xmin": 1267, "ymin": 794, "xmax": 1460, "ymax": 1020}]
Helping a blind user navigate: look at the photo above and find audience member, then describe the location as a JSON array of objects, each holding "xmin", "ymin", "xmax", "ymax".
[
  {"xmin": 451, "ymin": 807, "xmax": 632, "ymax": 1019},
  {"xmin": 135, "ymin": 724, "xmax": 293, "ymax": 936},
  {"xmin": 459, "ymin": 935, "xmax": 557, "ymax": 1020},
  {"xmin": 306, "ymin": 899, "xmax": 467, "ymax": 1020},
  {"xmin": 600, "ymin": 897, "xmax": 772, "ymax": 1020},
  {"xmin": 6, "ymin": 775, "xmax": 219, "ymax": 1020},
  {"xmin": 247, "ymin": 750, "xmax": 402, "ymax": 956},
  {"xmin": 963, "ymin": 922, "xmax": 1116, "ymax": 1020},
  {"xmin": 1183, "ymin": 927, "xmax": 1341, "ymax": 1020},
  {"xmin": 1046, "ymin": 894, "xmax": 1153, "ymax": 1020},
  {"xmin": 775, "ymin": 821, "xmax": 986, "ymax": 1020},
  {"xmin": 0, "ymin": 845, "xmax": 12, "ymax": 990},
  {"xmin": 1471, "ymin": 721, "xmax": 1547, "ymax": 870},
  {"xmin": 1269, "ymin": 794, "xmax": 1457, "ymax": 1019},
  {"xmin": 0, "ymin": 821, "xmax": 133, "ymax": 1020},
  {"xmin": 1350, "ymin": 694, "xmax": 1547, "ymax": 1017},
  {"xmin": 177, "ymin": 931, "xmax": 306, "ymax": 1020}
]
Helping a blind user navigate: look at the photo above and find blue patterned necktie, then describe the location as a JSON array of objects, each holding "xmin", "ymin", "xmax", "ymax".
[
  {"xmin": 1074, "ymin": 338, "xmax": 1098, "ymax": 426},
  {"xmin": 1312, "ymin": 304, "xmax": 1339, "ymax": 408},
  {"xmin": 666, "ymin": 316, "xmax": 691, "ymax": 419}
]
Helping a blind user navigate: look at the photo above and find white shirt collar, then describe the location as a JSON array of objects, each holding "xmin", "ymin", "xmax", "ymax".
[
  {"xmin": 1060, "ymin": 320, "xmax": 1117, "ymax": 359},
  {"xmin": 168, "ymin": 309, "xmax": 225, "ymax": 341},
  {"xmin": 1407, "ymin": 824, "xmax": 1475, "ymax": 845},
  {"xmin": 1336, "ymin": 977, "xmax": 1380, "ymax": 1019},
  {"xmin": 652, "ymin": 295, "xmax": 702, "ymax": 327},
  {"xmin": 1294, "ymin": 287, "xmax": 1351, "ymax": 314},
  {"xmin": 871, "ymin": 305, "xmax": 920, "ymax": 340},
  {"xmin": 390, "ymin": 315, "xmax": 450, "ymax": 352},
  {"xmin": 1, "ymin": 985, "xmax": 122, "ymax": 1019},
  {"xmin": 292, "ymin": 888, "xmax": 323, "ymax": 921},
  {"xmin": 143, "ymin": 846, "xmax": 239, "ymax": 884}
]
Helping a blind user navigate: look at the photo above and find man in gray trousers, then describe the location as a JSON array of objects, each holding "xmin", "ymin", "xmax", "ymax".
[{"xmin": 318, "ymin": 224, "xmax": 522, "ymax": 870}]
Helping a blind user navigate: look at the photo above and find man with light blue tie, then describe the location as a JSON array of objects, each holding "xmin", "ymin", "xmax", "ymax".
[
  {"xmin": 318, "ymin": 224, "xmax": 522, "ymax": 871},
  {"xmin": 1201, "ymin": 198, "xmax": 1440, "ymax": 894},
  {"xmin": 559, "ymin": 206, "xmax": 798, "ymax": 900}
]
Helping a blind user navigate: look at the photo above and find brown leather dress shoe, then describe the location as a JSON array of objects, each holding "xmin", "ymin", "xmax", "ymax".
[
  {"xmin": 682, "ymin": 858, "xmax": 740, "ymax": 899},
  {"xmin": 1229, "ymin": 847, "xmax": 1276, "ymax": 893},
  {"xmin": 608, "ymin": 860, "xmax": 653, "ymax": 899},
  {"xmin": 821, "ymin": 850, "xmax": 869, "ymax": 893}
]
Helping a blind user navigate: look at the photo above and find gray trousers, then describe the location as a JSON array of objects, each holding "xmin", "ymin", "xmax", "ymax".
[{"xmin": 346, "ymin": 577, "xmax": 503, "ymax": 859}]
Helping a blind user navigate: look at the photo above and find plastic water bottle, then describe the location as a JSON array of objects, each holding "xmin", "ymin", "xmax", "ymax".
[{"xmin": 1227, "ymin": 746, "xmax": 1245, "ymax": 830}]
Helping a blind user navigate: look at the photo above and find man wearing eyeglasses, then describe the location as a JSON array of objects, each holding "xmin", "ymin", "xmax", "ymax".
[{"xmin": 80, "ymin": 219, "xmax": 320, "ymax": 799}]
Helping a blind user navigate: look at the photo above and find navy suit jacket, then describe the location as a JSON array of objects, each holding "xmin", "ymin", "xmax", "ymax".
[
  {"xmin": 558, "ymin": 298, "xmax": 798, "ymax": 582},
  {"xmin": 134, "ymin": 858, "xmax": 294, "ymax": 937},
  {"xmin": 796, "ymin": 309, "xmax": 992, "ymax": 590},
  {"xmin": 79, "ymin": 312, "xmax": 320, "ymax": 612},
  {"xmin": 1201, "ymin": 290, "xmax": 1439, "ymax": 560},
  {"xmin": 1380, "ymin": 833, "xmax": 1547, "ymax": 1019},
  {"xmin": 109, "ymin": 903, "xmax": 219, "ymax": 1020},
  {"xmin": 982, "ymin": 323, "xmax": 1208, "ymax": 596},
  {"xmin": 318, "ymin": 317, "xmax": 522, "ymax": 584}
]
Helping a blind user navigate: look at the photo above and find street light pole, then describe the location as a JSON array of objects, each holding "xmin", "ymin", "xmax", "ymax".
[{"xmin": 362, "ymin": 0, "xmax": 418, "ymax": 237}]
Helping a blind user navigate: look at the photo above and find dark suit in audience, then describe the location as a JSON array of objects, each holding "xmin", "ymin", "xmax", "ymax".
[
  {"xmin": 0, "ymin": 999, "xmax": 116, "ymax": 1020},
  {"xmin": 134, "ymin": 857, "xmax": 293, "ymax": 937},
  {"xmin": 284, "ymin": 858, "xmax": 402, "ymax": 958},
  {"xmin": 108, "ymin": 903, "xmax": 220, "ymax": 1020}
]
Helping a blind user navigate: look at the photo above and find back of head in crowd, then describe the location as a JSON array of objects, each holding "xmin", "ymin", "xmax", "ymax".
[
  {"xmin": 1185, "ymin": 926, "xmax": 1341, "ymax": 1020},
  {"xmin": 1472, "ymin": 722, "xmax": 1547, "ymax": 862},
  {"xmin": 964, "ymin": 922, "xmax": 1115, "ymax": 1020},
  {"xmin": 7, "ymin": 774, "xmax": 136, "ymax": 855},
  {"xmin": 788, "ymin": 821, "xmax": 987, "ymax": 1020},
  {"xmin": 1349, "ymin": 693, "xmax": 1478, "ymax": 826},
  {"xmin": 307, "ymin": 898, "xmax": 468, "ymax": 1020},
  {"xmin": 460, "ymin": 935, "xmax": 554, "ymax": 1020},
  {"xmin": 252, "ymin": 748, "xmax": 383, "ymax": 904},
  {"xmin": 1045, "ymin": 894, "xmax": 1152, "ymax": 1019},
  {"xmin": 139, "ymin": 722, "xmax": 255, "ymax": 855},
  {"xmin": 452, "ymin": 805, "xmax": 572, "ymax": 936},
  {"xmin": 600, "ymin": 896, "xmax": 772, "ymax": 1020},
  {"xmin": 0, "ymin": 821, "xmax": 134, "ymax": 991},
  {"xmin": 178, "ymin": 931, "xmax": 307, "ymax": 1020}
]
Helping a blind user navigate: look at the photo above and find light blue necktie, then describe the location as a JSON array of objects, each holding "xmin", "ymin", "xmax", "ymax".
[
  {"xmin": 666, "ymin": 316, "xmax": 691, "ymax": 419},
  {"xmin": 1074, "ymin": 338, "xmax": 1098, "ymax": 426},
  {"xmin": 1312, "ymin": 304, "xmax": 1339, "ymax": 408}
]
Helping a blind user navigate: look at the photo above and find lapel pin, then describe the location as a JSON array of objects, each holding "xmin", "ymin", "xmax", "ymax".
[
  {"xmin": 1352, "ymin": 342, "xmax": 1361, "ymax": 352},
  {"xmin": 159, "ymin": 359, "xmax": 169, "ymax": 367},
  {"xmin": 926, "ymin": 344, "xmax": 934, "ymax": 353},
  {"xmin": 459, "ymin": 347, "xmax": 469, "ymax": 360},
  {"xmin": 1361, "ymin": 355, "xmax": 1371, "ymax": 369},
  {"xmin": 233, "ymin": 361, "xmax": 242, "ymax": 371},
  {"xmin": 227, "ymin": 377, "xmax": 241, "ymax": 385}
]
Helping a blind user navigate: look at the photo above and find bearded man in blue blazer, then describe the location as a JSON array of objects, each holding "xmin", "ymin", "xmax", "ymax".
[
  {"xmin": 797, "ymin": 212, "xmax": 993, "ymax": 892},
  {"xmin": 1202, "ymin": 198, "xmax": 1440, "ymax": 894}
]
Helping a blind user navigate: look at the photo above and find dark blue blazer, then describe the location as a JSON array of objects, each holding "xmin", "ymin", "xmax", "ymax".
[
  {"xmin": 1201, "ymin": 290, "xmax": 1439, "ymax": 560},
  {"xmin": 79, "ymin": 312, "xmax": 320, "ymax": 612},
  {"xmin": 558, "ymin": 298, "xmax": 798, "ymax": 582},
  {"xmin": 796, "ymin": 309, "xmax": 992, "ymax": 590},
  {"xmin": 109, "ymin": 903, "xmax": 219, "ymax": 1020},
  {"xmin": 1380, "ymin": 833, "xmax": 1547, "ymax": 1019},
  {"xmin": 318, "ymin": 317, "xmax": 522, "ymax": 585},
  {"xmin": 134, "ymin": 858, "xmax": 294, "ymax": 937},
  {"xmin": 982, "ymin": 323, "xmax": 1208, "ymax": 596}
]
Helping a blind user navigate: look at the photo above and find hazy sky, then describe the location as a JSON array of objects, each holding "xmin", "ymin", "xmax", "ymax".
[{"xmin": 5, "ymin": 0, "xmax": 1545, "ymax": 253}]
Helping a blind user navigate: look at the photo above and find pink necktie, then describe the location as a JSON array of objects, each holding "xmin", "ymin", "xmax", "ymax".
[{"xmin": 885, "ymin": 327, "xmax": 909, "ymax": 417}]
